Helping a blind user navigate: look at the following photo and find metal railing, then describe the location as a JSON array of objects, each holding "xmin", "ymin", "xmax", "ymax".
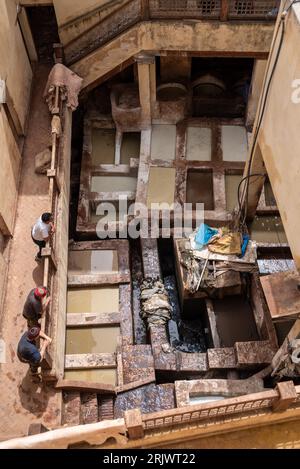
[
  {"xmin": 228, "ymin": 1, "xmax": 280, "ymax": 19},
  {"xmin": 65, "ymin": 0, "xmax": 279, "ymax": 64},
  {"xmin": 149, "ymin": 0, "xmax": 222, "ymax": 18},
  {"xmin": 148, "ymin": 0, "xmax": 279, "ymax": 19}
]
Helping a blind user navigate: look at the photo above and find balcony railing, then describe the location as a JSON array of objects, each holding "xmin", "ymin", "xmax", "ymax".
[
  {"xmin": 148, "ymin": 0, "xmax": 280, "ymax": 20},
  {"xmin": 65, "ymin": 0, "xmax": 280, "ymax": 64},
  {"xmin": 149, "ymin": 0, "xmax": 222, "ymax": 18}
]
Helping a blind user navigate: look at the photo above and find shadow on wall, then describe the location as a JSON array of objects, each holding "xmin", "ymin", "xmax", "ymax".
[{"xmin": 18, "ymin": 370, "xmax": 57, "ymax": 418}]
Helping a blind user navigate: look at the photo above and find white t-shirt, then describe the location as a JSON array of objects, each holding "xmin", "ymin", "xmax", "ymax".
[{"xmin": 32, "ymin": 217, "xmax": 51, "ymax": 241}]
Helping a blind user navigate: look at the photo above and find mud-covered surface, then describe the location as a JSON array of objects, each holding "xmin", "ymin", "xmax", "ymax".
[
  {"xmin": 130, "ymin": 240, "xmax": 147, "ymax": 344},
  {"xmin": 158, "ymin": 239, "xmax": 207, "ymax": 353},
  {"xmin": 165, "ymin": 276, "xmax": 207, "ymax": 353},
  {"xmin": 213, "ymin": 296, "xmax": 259, "ymax": 347}
]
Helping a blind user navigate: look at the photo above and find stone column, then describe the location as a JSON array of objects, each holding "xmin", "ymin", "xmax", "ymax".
[{"xmin": 136, "ymin": 54, "xmax": 156, "ymax": 128}]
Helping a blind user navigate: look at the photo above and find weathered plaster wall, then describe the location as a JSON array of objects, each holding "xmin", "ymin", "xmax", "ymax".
[
  {"xmin": 0, "ymin": 0, "xmax": 32, "ymax": 131},
  {"xmin": 246, "ymin": 59, "xmax": 267, "ymax": 128},
  {"xmin": 72, "ymin": 21, "xmax": 274, "ymax": 91},
  {"xmin": 0, "ymin": 109, "xmax": 21, "ymax": 318},
  {"xmin": 53, "ymin": 0, "xmax": 129, "ymax": 45},
  {"xmin": 54, "ymin": 0, "xmax": 110, "ymax": 26},
  {"xmin": 0, "ymin": 0, "xmax": 32, "ymax": 317},
  {"xmin": 0, "ymin": 0, "xmax": 32, "ymax": 227},
  {"xmin": 256, "ymin": 5, "xmax": 300, "ymax": 268},
  {"xmin": 0, "ymin": 110, "xmax": 21, "ymax": 234}
]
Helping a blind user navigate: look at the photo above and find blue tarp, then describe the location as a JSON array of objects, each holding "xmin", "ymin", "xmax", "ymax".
[
  {"xmin": 194, "ymin": 223, "xmax": 219, "ymax": 249},
  {"xmin": 240, "ymin": 234, "xmax": 250, "ymax": 258}
]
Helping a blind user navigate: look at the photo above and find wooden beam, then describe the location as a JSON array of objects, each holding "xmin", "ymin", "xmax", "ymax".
[
  {"xmin": 91, "ymin": 164, "xmax": 132, "ymax": 174},
  {"xmin": 242, "ymin": 141, "xmax": 266, "ymax": 221},
  {"xmin": 65, "ymin": 353, "xmax": 116, "ymax": 369},
  {"xmin": 205, "ymin": 299, "xmax": 221, "ymax": 348},
  {"xmin": 220, "ymin": 0, "xmax": 229, "ymax": 21},
  {"xmin": 67, "ymin": 312, "xmax": 120, "ymax": 327},
  {"xmin": 41, "ymin": 246, "xmax": 58, "ymax": 271},
  {"xmin": 56, "ymin": 379, "xmax": 115, "ymax": 394},
  {"xmin": 90, "ymin": 191, "xmax": 136, "ymax": 202},
  {"xmin": 67, "ymin": 272, "xmax": 130, "ymax": 286},
  {"xmin": 141, "ymin": 0, "xmax": 150, "ymax": 20},
  {"xmin": 47, "ymin": 168, "xmax": 61, "ymax": 194}
]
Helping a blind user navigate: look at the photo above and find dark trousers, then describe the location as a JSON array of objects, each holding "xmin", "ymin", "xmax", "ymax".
[
  {"xmin": 17, "ymin": 352, "xmax": 39, "ymax": 374},
  {"xmin": 31, "ymin": 231, "xmax": 46, "ymax": 258}
]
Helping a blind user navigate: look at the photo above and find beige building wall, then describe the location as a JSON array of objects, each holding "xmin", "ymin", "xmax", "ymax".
[
  {"xmin": 0, "ymin": 0, "xmax": 33, "ymax": 131},
  {"xmin": 246, "ymin": 59, "xmax": 267, "ymax": 128},
  {"xmin": 255, "ymin": 4, "xmax": 300, "ymax": 268},
  {"xmin": 0, "ymin": 0, "xmax": 33, "ymax": 310}
]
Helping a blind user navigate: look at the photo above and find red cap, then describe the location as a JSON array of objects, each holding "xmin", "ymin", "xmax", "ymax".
[
  {"xmin": 34, "ymin": 287, "xmax": 47, "ymax": 299},
  {"xmin": 28, "ymin": 326, "xmax": 41, "ymax": 341}
]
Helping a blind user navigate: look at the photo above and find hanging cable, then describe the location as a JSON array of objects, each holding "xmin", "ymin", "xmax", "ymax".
[{"xmin": 237, "ymin": 173, "xmax": 266, "ymax": 215}]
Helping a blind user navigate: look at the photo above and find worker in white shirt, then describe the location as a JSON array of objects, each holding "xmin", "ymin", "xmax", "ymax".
[{"xmin": 31, "ymin": 212, "xmax": 55, "ymax": 262}]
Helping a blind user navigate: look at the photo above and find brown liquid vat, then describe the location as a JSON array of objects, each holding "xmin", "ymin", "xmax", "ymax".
[
  {"xmin": 186, "ymin": 170, "xmax": 214, "ymax": 210},
  {"xmin": 66, "ymin": 326, "xmax": 120, "ymax": 354},
  {"xmin": 120, "ymin": 132, "xmax": 141, "ymax": 164},
  {"xmin": 147, "ymin": 167, "xmax": 176, "ymax": 207},
  {"xmin": 68, "ymin": 250, "xmax": 118, "ymax": 274},
  {"xmin": 250, "ymin": 216, "xmax": 288, "ymax": 244},
  {"xmin": 91, "ymin": 128, "xmax": 115, "ymax": 165},
  {"xmin": 225, "ymin": 174, "xmax": 242, "ymax": 212},
  {"xmin": 67, "ymin": 287, "xmax": 119, "ymax": 314}
]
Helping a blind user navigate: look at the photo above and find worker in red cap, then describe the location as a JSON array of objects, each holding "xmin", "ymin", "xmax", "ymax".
[
  {"xmin": 17, "ymin": 326, "xmax": 52, "ymax": 376},
  {"xmin": 22, "ymin": 286, "xmax": 51, "ymax": 327}
]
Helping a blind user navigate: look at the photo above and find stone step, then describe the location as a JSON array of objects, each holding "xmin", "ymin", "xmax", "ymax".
[
  {"xmin": 61, "ymin": 391, "xmax": 81, "ymax": 426},
  {"xmin": 99, "ymin": 395, "xmax": 114, "ymax": 421},
  {"xmin": 80, "ymin": 392, "xmax": 99, "ymax": 424}
]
